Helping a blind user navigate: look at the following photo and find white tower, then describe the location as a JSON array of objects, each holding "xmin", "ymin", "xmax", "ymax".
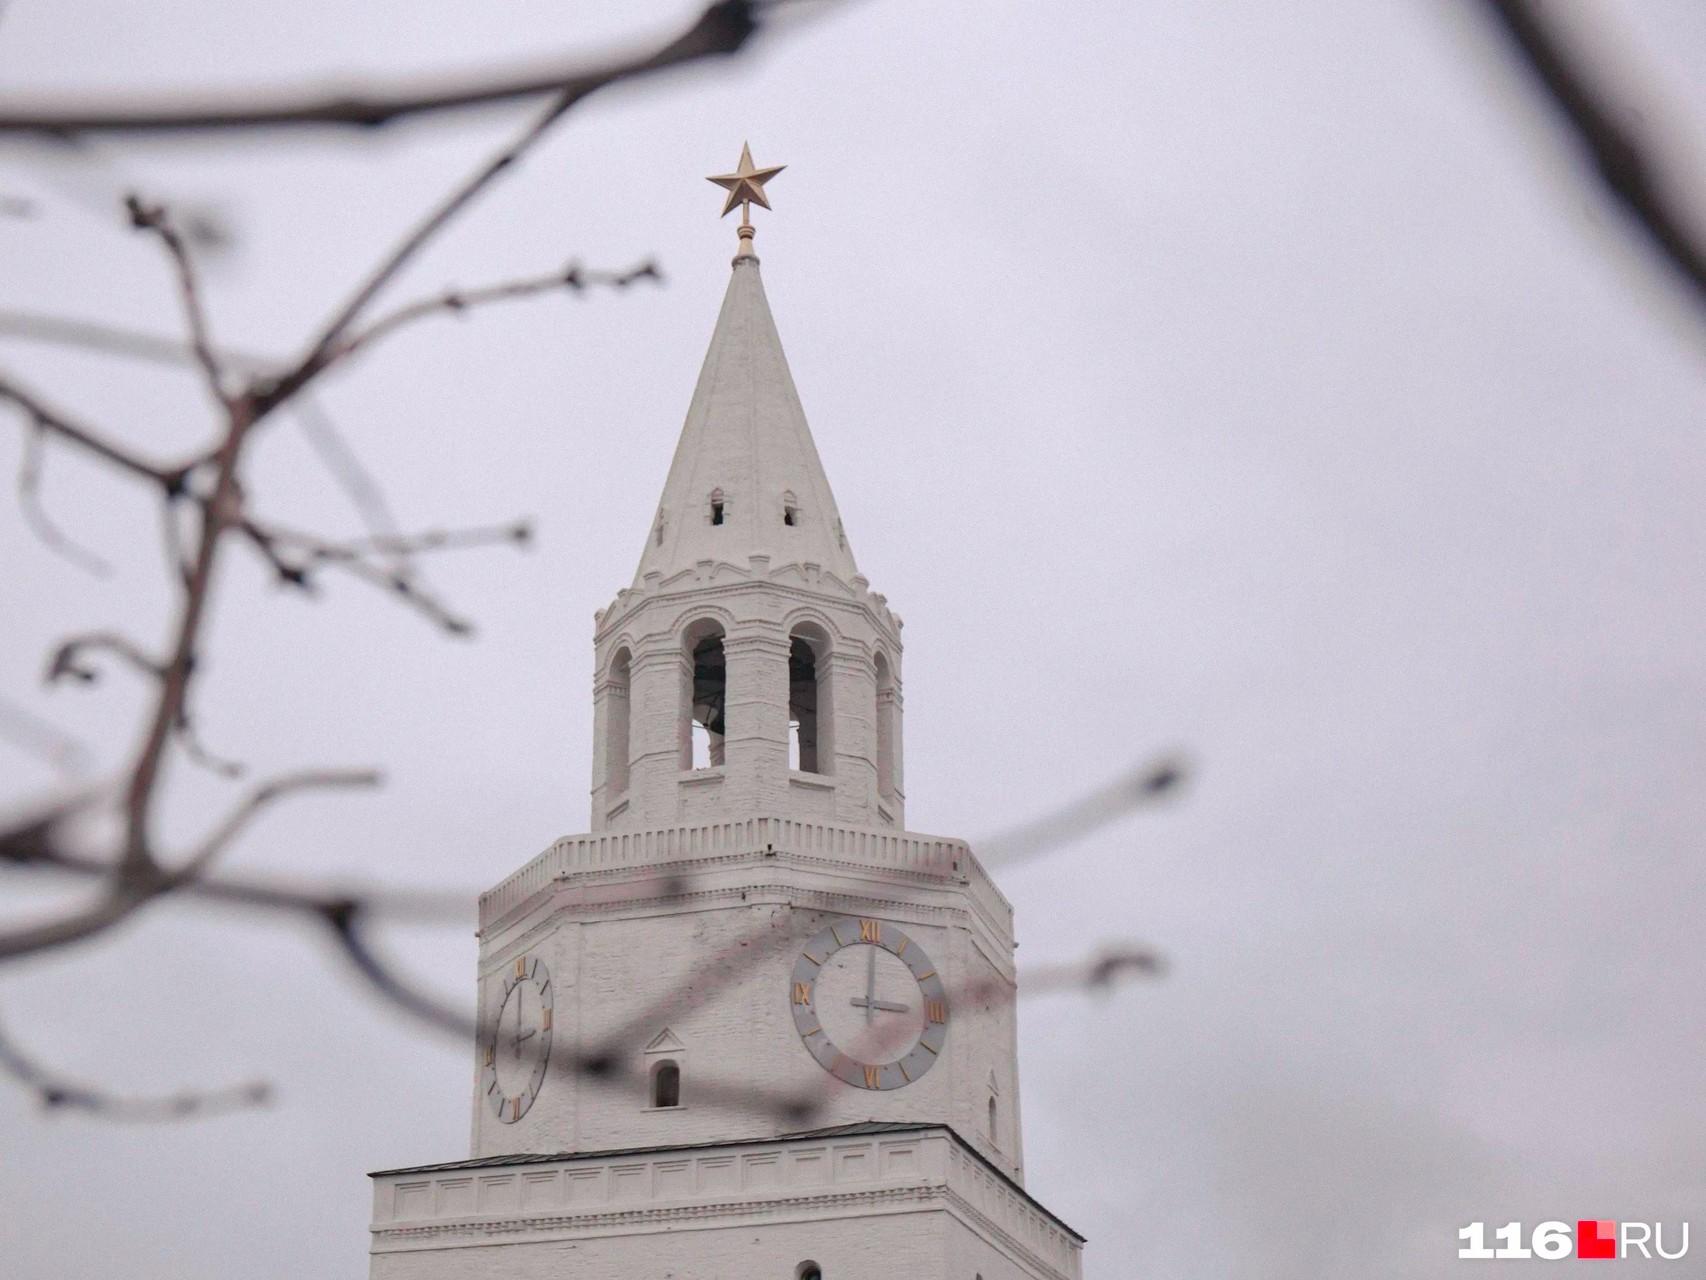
[{"xmin": 367, "ymin": 150, "xmax": 1085, "ymax": 1280}]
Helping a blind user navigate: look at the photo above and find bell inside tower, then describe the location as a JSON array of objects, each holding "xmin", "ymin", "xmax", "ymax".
[
  {"xmin": 788, "ymin": 625, "xmax": 833, "ymax": 775},
  {"xmin": 686, "ymin": 625, "xmax": 726, "ymax": 769}
]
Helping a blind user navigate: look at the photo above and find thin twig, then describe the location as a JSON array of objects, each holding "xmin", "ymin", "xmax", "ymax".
[
  {"xmin": 0, "ymin": 373, "xmax": 192, "ymax": 489},
  {"xmin": 0, "ymin": 1010, "xmax": 270, "ymax": 1122},
  {"xmin": 238, "ymin": 515, "xmax": 530, "ymax": 634},
  {"xmin": 175, "ymin": 768, "xmax": 381, "ymax": 883},
  {"xmin": 46, "ymin": 632, "xmax": 162, "ymax": 685},
  {"xmin": 173, "ymin": 710, "xmax": 245, "ymax": 780},
  {"xmin": 124, "ymin": 195, "xmax": 228, "ymax": 402},
  {"xmin": 328, "ymin": 260, "xmax": 661, "ymax": 368},
  {"xmin": 0, "ymin": 309, "xmax": 277, "ymax": 373},
  {"xmin": 293, "ymin": 395, "xmax": 403, "ymax": 554},
  {"xmin": 17, "ymin": 422, "xmax": 112, "ymax": 576},
  {"xmin": 0, "ymin": 697, "xmax": 91, "ymax": 776},
  {"xmin": 977, "ymin": 754, "xmax": 1188, "ymax": 868}
]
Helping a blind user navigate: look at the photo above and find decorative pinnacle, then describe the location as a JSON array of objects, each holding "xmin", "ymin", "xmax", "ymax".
[{"xmin": 706, "ymin": 142, "xmax": 785, "ymax": 257}]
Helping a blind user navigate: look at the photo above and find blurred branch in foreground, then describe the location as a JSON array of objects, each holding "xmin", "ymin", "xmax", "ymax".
[
  {"xmin": 977, "ymin": 754, "xmax": 1188, "ymax": 869},
  {"xmin": 0, "ymin": 0, "xmax": 780, "ymax": 135},
  {"xmin": 0, "ymin": 0, "xmax": 1181, "ymax": 1129},
  {"xmin": 1479, "ymin": 0, "xmax": 1706, "ymax": 321},
  {"xmin": 0, "ymin": 1010, "xmax": 270, "ymax": 1120}
]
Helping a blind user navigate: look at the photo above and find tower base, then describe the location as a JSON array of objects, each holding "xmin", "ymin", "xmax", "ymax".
[{"xmin": 369, "ymin": 1123, "xmax": 1081, "ymax": 1279}]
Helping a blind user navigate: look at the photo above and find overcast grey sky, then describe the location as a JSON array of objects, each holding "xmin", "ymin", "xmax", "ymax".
[{"xmin": 3, "ymin": 2, "xmax": 1705, "ymax": 1277}]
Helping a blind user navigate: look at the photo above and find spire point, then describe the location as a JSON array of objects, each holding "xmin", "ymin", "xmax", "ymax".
[{"xmin": 706, "ymin": 142, "xmax": 785, "ymax": 257}]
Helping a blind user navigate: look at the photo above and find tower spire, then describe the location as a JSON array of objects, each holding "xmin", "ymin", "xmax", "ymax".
[{"xmin": 634, "ymin": 159, "xmax": 857, "ymax": 587}]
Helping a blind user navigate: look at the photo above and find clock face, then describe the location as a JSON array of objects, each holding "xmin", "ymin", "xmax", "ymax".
[
  {"xmin": 789, "ymin": 917, "xmax": 948, "ymax": 1090},
  {"xmin": 483, "ymin": 955, "xmax": 553, "ymax": 1123}
]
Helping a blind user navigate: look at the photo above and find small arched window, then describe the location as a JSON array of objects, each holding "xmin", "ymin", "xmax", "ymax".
[
  {"xmin": 988, "ymin": 1094, "xmax": 998, "ymax": 1146},
  {"xmin": 650, "ymin": 1059, "xmax": 680, "ymax": 1108},
  {"xmin": 782, "ymin": 490, "xmax": 799, "ymax": 527},
  {"xmin": 795, "ymin": 1264, "xmax": 822, "ymax": 1280},
  {"xmin": 709, "ymin": 487, "xmax": 726, "ymax": 526}
]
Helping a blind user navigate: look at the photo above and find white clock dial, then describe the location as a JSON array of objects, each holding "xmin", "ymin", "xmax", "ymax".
[
  {"xmin": 482, "ymin": 955, "xmax": 553, "ymax": 1123},
  {"xmin": 790, "ymin": 917, "xmax": 948, "ymax": 1090}
]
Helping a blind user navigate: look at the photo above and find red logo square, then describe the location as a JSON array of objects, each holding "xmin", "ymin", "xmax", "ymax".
[{"xmin": 1577, "ymin": 1220, "xmax": 1617, "ymax": 1259}]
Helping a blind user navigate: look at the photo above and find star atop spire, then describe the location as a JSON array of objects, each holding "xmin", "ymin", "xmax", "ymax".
[{"xmin": 707, "ymin": 143, "xmax": 785, "ymax": 253}]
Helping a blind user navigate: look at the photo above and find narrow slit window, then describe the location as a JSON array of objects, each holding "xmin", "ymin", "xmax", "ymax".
[
  {"xmin": 874, "ymin": 652, "xmax": 895, "ymax": 806},
  {"xmin": 605, "ymin": 649, "xmax": 632, "ymax": 796},
  {"xmin": 783, "ymin": 505, "xmax": 798, "ymax": 526},
  {"xmin": 709, "ymin": 488, "xmax": 726, "ymax": 526}
]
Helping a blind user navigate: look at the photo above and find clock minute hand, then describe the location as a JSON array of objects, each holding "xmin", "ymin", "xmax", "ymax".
[{"xmin": 849, "ymin": 943, "xmax": 910, "ymax": 1023}]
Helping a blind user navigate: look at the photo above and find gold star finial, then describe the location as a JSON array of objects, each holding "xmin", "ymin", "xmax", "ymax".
[{"xmin": 707, "ymin": 142, "xmax": 785, "ymax": 255}]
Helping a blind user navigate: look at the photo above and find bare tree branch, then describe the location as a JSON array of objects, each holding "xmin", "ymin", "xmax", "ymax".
[
  {"xmin": 236, "ymin": 515, "xmax": 527, "ymax": 635},
  {"xmin": 1480, "ymin": 0, "xmax": 1706, "ymax": 318},
  {"xmin": 46, "ymin": 632, "xmax": 162, "ymax": 685},
  {"xmin": 0, "ymin": 696, "xmax": 91, "ymax": 776},
  {"xmin": 173, "ymin": 709, "xmax": 245, "ymax": 780},
  {"xmin": 124, "ymin": 195, "xmax": 228, "ymax": 402},
  {"xmin": 0, "ymin": 309, "xmax": 277, "ymax": 373},
  {"xmin": 17, "ymin": 421, "xmax": 112, "ymax": 576},
  {"xmin": 286, "ymin": 519, "xmax": 534, "ymax": 563},
  {"xmin": 0, "ymin": 0, "xmax": 766, "ymax": 136},
  {"xmin": 1011, "ymin": 944, "xmax": 1167, "ymax": 995},
  {"xmin": 174, "ymin": 768, "xmax": 381, "ymax": 882},
  {"xmin": 292, "ymin": 394, "xmax": 402, "ymax": 553},
  {"xmin": 262, "ymin": 104, "xmax": 577, "ymax": 411},
  {"xmin": 977, "ymin": 754, "xmax": 1188, "ymax": 869},
  {"xmin": 0, "ymin": 373, "xmax": 192, "ymax": 489},
  {"xmin": 328, "ymin": 259, "xmax": 661, "ymax": 368},
  {"xmin": 0, "ymin": 1009, "xmax": 270, "ymax": 1122}
]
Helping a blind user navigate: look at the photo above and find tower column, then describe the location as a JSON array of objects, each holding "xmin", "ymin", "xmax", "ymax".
[
  {"xmin": 721, "ymin": 630, "xmax": 791, "ymax": 813},
  {"xmin": 623, "ymin": 640, "xmax": 692, "ymax": 826},
  {"xmin": 588, "ymin": 664, "xmax": 629, "ymax": 830},
  {"xmin": 884, "ymin": 680, "xmax": 906, "ymax": 827},
  {"xmin": 826, "ymin": 649, "xmax": 878, "ymax": 825}
]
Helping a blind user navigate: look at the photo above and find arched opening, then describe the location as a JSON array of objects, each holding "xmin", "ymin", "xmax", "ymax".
[
  {"xmin": 873, "ymin": 650, "xmax": 895, "ymax": 806},
  {"xmin": 605, "ymin": 648, "xmax": 631, "ymax": 797},
  {"xmin": 782, "ymin": 489, "xmax": 800, "ymax": 527},
  {"xmin": 650, "ymin": 1059, "xmax": 680, "ymax": 1108},
  {"xmin": 795, "ymin": 1264, "xmax": 822, "ymax": 1280},
  {"xmin": 988, "ymin": 1094, "xmax": 998, "ymax": 1147},
  {"xmin": 682, "ymin": 621, "xmax": 726, "ymax": 770},
  {"xmin": 788, "ymin": 625, "xmax": 833, "ymax": 775},
  {"xmin": 709, "ymin": 487, "xmax": 726, "ymax": 526}
]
